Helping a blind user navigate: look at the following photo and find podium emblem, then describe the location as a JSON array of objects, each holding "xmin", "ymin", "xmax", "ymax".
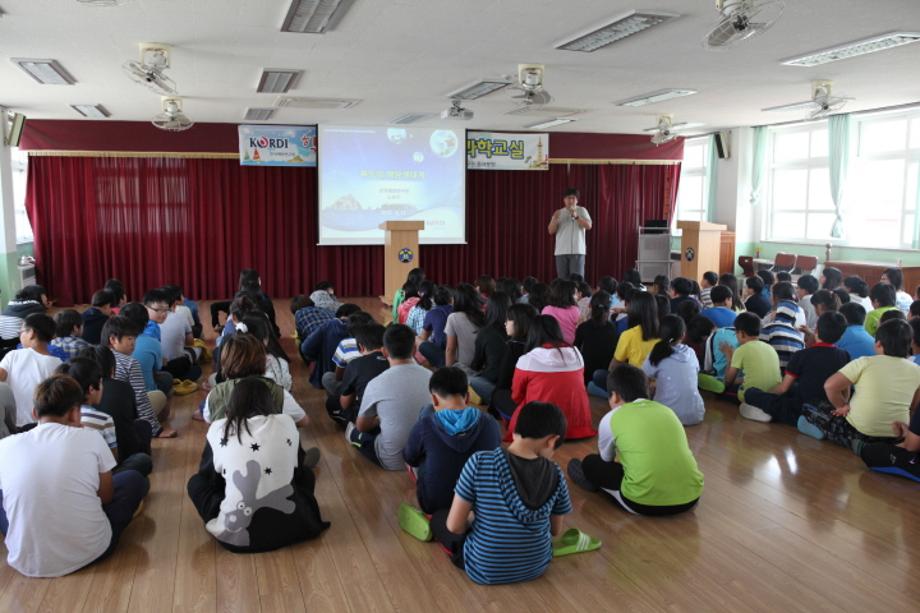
[
  {"xmin": 685, "ymin": 247, "xmax": 695, "ymax": 262},
  {"xmin": 398, "ymin": 248, "xmax": 415, "ymax": 263}
]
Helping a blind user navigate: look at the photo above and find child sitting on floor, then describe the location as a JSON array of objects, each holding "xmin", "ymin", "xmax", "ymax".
[
  {"xmin": 860, "ymin": 402, "xmax": 920, "ymax": 482},
  {"xmin": 642, "ymin": 315, "xmax": 705, "ymax": 426},
  {"xmin": 0, "ymin": 374, "xmax": 148, "ymax": 577},
  {"xmin": 51, "ymin": 310, "xmax": 90, "ymax": 362},
  {"xmin": 568, "ymin": 364, "xmax": 703, "ymax": 515},
  {"xmin": 864, "ymin": 283, "xmax": 898, "ymax": 337},
  {"xmin": 0, "ymin": 313, "xmax": 63, "ymax": 427},
  {"xmin": 741, "ymin": 311, "xmax": 850, "ymax": 424},
  {"xmin": 721, "ymin": 312, "xmax": 781, "ymax": 404},
  {"xmin": 837, "ymin": 303, "xmax": 876, "ymax": 360},
  {"xmin": 347, "ymin": 324, "xmax": 432, "ymax": 470},
  {"xmin": 81, "ymin": 289, "xmax": 116, "ymax": 345},
  {"xmin": 328, "ymin": 323, "xmax": 388, "ymax": 426},
  {"xmin": 799, "ymin": 319, "xmax": 920, "ymax": 453},
  {"xmin": 426, "ymin": 401, "xmax": 572, "ymax": 585},
  {"xmin": 759, "ymin": 283, "xmax": 805, "ymax": 370},
  {"xmin": 403, "ymin": 367, "xmax": 501, "ymax": 514}
]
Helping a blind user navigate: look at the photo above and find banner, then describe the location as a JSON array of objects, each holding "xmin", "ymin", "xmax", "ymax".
[
  {"xmin": 239, "ymin": 125, "xmax": 317, "ymax": 167},
  {"xmin": 466, "ymin": 131, "xmax": 549, "ymax": 170}
]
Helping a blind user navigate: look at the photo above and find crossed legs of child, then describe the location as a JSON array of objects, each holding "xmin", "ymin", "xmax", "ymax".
[{"xmin": 798, "ymin": 403, "xmax": 897, "ymax": 453}]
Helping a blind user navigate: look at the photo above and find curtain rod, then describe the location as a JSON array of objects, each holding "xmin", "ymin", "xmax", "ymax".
[{"xmin": 752, "ymin": 99, "xmax": 920, "ymax": 130}]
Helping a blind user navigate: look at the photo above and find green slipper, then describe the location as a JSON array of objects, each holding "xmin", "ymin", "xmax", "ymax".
[
  {"xmin": 698, "ymin": 373, "xmax": 725, "ymax": 394},
  {"xmin": 553, "ymin": 528, "xmax": 601, "ymax": 557},
  {"xmin": 398, "ymin": 502, "xmax": 432, "ymax": 542}
]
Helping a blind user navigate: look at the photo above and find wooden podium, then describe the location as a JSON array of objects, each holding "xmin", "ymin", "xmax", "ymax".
[
  {"xmin": 677, "ymin": 221, "xmax": 727, "ymax": 280},
  {"xmin": 380, "ymin": 220, "xmax": 425, "ymax": 305}
]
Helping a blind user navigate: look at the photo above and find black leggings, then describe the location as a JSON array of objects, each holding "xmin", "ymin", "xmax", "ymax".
[
  {"xmin": 429, "ymin": 509, "xmax": 465, "ymax": 569},
  {"xmin": 581, "ymin": 454, "xmax": 699, "ymax": 516},
  {"xmin": 210, "ymin": 300, "xmax": 232, "ymax": 329}
]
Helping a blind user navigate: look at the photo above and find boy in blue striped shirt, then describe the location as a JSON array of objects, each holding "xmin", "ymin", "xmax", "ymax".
[{"xmin": 428, "ymin": 401, "xmax": 572, "ymax": 585}]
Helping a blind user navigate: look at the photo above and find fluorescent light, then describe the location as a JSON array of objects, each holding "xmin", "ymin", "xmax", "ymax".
[
  {"xmin": 281, "ymin": 0, "xmax": 354, "ymax": 33},
  {"xmin": 556, "ymin": 10, "xmax": 679, "ymax": 52},
  {"xmin": 244, "ymin": 108, "xmax": 276, "ymax": 121},
  {"xmin": 526, "ymin": 118, "xmax": 575, "ymax": 130},
  {"xmin": 782, "ymin": 31, "xmax": 920, "ymax": 67},
  {"xmin": 391, "ymin": 112, "xmax": 435, "ymax": 125},
  {"xmin": 11, "ymin": 58, "xmax": 76, "ymax": 85},
  {"xmin": 257, "ymin": 69, "xmax": 302, "ymax": 93},
  {"xmin": 447, "ymin": 79, "xmax": 510, "ymax": 100},
  {"xmin": 71, "ymin": 104, "xmax": 110, "ymax": 118},
  {"xmin": 615, "ymin": 88, "xmax": 697, "ymax": 107}
]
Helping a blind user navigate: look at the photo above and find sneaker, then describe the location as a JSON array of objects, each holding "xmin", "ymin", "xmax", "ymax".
[
  {"xmin": 567, "ymin": 459, "xmax": 599, "ymax": 492},
  {"xmin": 398, "ymin": 502, "xmax": 432, "ymax": 542},
  {"xmin": 740, "ymin": 402, "xmax": 772, "ymax": 423},
  {"xmin": 302, "ymin": 446, "xmax": 321, "ymax": 469},
  {"xmin": 345, "ymin": 422, "xmax": 360, "ymax": 447},
  {"xmin": 797, "ymin": 415, "xmax": 826, "ymax": 440}
]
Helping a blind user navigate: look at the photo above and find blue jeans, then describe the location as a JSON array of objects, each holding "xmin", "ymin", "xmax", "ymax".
[
  {"xmin": 469, "ymin": 375, "xmax": 496, "ymax": 405},
  {"xmin": 419, "ymin": 341, "xmax": 445, "ymax": 367},
  {"xmin": 587, "ymin": 369, "xmax": 609, "ymax": 399}
]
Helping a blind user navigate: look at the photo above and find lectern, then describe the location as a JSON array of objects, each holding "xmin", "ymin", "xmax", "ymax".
[
  {"xmin": 380, "ymin": 220, "xmax": 425, "ymax": 305},
  {"xmin": 677, "ymin": 221, "xmax": 727, "ymax": 281}
]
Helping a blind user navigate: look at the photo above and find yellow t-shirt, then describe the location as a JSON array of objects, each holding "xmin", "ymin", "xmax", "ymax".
[
  {"xmin": 839, "ymin": 355, "xmax": 920, "ymax": 437},
  {"xmin": 614, "ymin": 325, "xmax": 659, "ymax": 366}
]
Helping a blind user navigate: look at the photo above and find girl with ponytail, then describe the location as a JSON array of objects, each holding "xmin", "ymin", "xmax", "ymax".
[
  {"xmin": 574, "ymin": 291, "xmax": 617, "ymax": 387},
  {"xmin": 642, "ymin": 315, "xmax": 705, "ymax": 426}
]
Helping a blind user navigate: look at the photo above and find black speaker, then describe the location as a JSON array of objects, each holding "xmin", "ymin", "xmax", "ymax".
[{"xmin": 714, "ymin": 131, "xmax": 729, "ymax": 159}]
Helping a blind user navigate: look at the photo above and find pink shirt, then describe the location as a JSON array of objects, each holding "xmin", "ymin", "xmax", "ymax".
[{"xmin": 541, "ymin": 305, "xmax": 580, "ymax": 345}]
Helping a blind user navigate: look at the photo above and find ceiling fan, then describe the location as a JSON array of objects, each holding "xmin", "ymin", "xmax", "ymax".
[
  {"xmin": 644, "ymin": 115, "xmax": 703, "ymax": 145},
  {"xmin": 704, "ymin": 0, "xmax": 785, "ymax": 49},
  {"xmin": 123, "ymin": 44, "xmax": 178, "ymax": 96},
  {"xmin": 762, "ymin": 81, "xmax": 853, "ymax": 119},
  {"xmin": 511, "ymin": 64, "xmax": 552, "ymax": 105},
  {"xmin": 151, "ymin": 97, "xmax": 194, "ymax": 132}
]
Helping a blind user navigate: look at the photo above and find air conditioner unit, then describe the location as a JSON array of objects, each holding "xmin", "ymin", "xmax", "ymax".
[{"xmin": 18, "ymin": 261, "xmax": 36, "ymax": 288}]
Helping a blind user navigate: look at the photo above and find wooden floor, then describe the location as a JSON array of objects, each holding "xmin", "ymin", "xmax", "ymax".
[{"xmin": 2, "ymin": 298, "xmax": 919, "ymax": 612}]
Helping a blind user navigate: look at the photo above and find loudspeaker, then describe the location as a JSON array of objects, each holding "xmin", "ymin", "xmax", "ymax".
[
  {"xmin": 4, "ymin": 112, "xmax": 26, "ymax": 147},
  {"xmin": 714, "ymin": 131, "xmax": 729, "ymax": 159}
]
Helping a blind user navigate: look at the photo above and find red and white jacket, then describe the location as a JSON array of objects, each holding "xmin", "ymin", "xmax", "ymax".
[{"xmin": 507, "ymin": 344, "xmax": 597, "ymax": 441}]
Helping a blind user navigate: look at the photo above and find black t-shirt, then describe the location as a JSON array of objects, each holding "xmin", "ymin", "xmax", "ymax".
[
  {"xmin": 96, "ymin": 377, "xmax": 145, "ymax": 458},
  {"xmin": 471, "ymin": 324, "xmax": 508, "ymax": 383},
  {"xmin": 785, "ymin": 344, "xmax": 850, "ymax": 405},
  {"xmin": 745, "ymin": 294, "xmax": 772, "ymax": 319},
  {"xmin": 340, "ymin": 351, "xmax": 389, "ymax": 403},
  {"xmin": 495, "ymin": 340, "xmax": 526, "ymax": 391},
  {"xmin": 574, "ymin": 319, "xmax": 618, "ymax": 384}
]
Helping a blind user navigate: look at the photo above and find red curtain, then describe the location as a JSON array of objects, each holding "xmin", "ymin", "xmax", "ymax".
[{"xmin": 26, "ymin": 156, "xmax": 679, "ymax": 305}]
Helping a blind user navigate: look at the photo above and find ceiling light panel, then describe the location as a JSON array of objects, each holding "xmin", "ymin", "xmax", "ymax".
[
  {"xmin": 781, "ymin": 31, "xmax": 920, "ymax": 67},
  {"xmin": 526, "ymin": 118, "xmax": 575, "ymax": 130},
  {"xmin": 11, "ymin": 58, "xmax": 76, "ymax": 84},
  {"xmin": 615, "ymin": 88, "xmax": 697, "ymax": 107},
  {"xmin": 556, "ymin": 10, "xmax": 679, "ymax": 52},
  {"xmin": 281, "ymin": 0, "xmax": 354, "ymax": 33},
  {"xmin": 71, "ymin": 104, "xmax": 110, "ymax": 118},
  {"xmin": 244, "ymin": 108, "xmax": 276, "ymax": 121},
  {"xmin": 447, "ymin": 80, "xmax": 510, "ymax": 100},
  {"xmin": 257, "ymin": 69, "xmax": 302, "ymax": 93}
]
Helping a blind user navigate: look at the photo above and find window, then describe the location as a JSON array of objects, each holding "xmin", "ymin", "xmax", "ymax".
[
  {"xmin": 675, "ymin": 137, "xmax": 710, "ymax": 222},
  {"xmin": 764, "ymin": 121, "xmax": 832, "ymax": 242},
  {"xmin": 10, "ymin": 148, "xmax": 33, "ymax": 244}
]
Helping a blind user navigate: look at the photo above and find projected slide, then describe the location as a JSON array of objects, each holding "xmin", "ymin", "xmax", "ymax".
[{"xmin": 318, "ymin": 125, "xmax": 466, "ymax": 245}]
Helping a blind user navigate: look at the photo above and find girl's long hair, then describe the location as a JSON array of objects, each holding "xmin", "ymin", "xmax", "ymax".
[
  {"xmin": 649, "ymin": 314, "xmax": 686, "ymax": 366},
  {"xmin": 453, "ymin": 283, "xmax": 486, "ymax": 328},
  {"xmin": 525, "ymin": 315, "xmax": 569, "ymax": 363},
  {"xmin": 627, "ymin": 292, "xmax": 660, "ymax": 341},
  {"xmin": 590, "ymin": 291, "xmax": 612, "ymax": 325},
  {"xmin": 223, "ymin": 377, "xmax": 275, "ymax": 443}
]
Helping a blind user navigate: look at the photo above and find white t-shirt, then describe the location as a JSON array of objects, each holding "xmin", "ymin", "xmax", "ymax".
[
  {"xmin": 0, "ymin": 348, "xmax": 63, "ymax": 426},
  {"xmin": 0, "ymin": 422, "xmax": 116, "ymax": 577},
  {"xmin": 205, "ymin": 414, "xmax": 299, "ymax": 546},
  {"xmin": 160, "ymin": 310, "xmax": 191, "ymax": 362},
  {"xmin": 175, "ymin": 304, "xmax": 195, "ymax": 329}
]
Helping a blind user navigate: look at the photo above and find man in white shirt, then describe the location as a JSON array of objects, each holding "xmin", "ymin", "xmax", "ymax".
[
  {"xmin": 0, "ymin": 374, "xmax": 148, "ymax": 577},
  {"xmin": 548, "ymin": 188, "xmax": 592, "ymax": 280}
]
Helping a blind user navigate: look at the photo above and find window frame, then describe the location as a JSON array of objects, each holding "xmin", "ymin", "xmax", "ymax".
[{"xmin": 675, "ymin": 136, "xmax": 711, "ymax": 224}]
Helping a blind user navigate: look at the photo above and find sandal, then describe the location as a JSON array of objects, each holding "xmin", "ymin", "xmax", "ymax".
[
  {"xmin": 398, "ymin": 502, "xmax": 432, "ymax": 542},
  {"xmin": 553, "ymin": 528, "xmax": 601, "ymax": 557}
]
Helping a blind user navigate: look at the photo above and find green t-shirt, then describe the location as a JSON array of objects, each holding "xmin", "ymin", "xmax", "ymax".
[
  {"xmin": 864, "ymin": 306, "xmax": 897, "ymax": 337},
  {"xmin": 730, "ymin": 339, "xmax": 781, "ymax": 403},
  {"xmin": 839, "ymin": 355, "xmax": 920, "ymax": 437},
  {"xmin": 608, "ymin": 399, "xmax": 704, "ymax": 506}
]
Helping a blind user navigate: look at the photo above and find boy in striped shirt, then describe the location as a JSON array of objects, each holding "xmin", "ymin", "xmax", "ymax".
[
  {"xmin": 760, "ymin": 283, "xmax": 805, "ymax": 370},
  {"xmin": 429, "ymin": 401, "xmax": 572, "ymax": 585}
]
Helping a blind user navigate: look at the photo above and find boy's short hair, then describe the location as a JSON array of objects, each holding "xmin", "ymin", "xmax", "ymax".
[
  {"xmin": 757, "ymin": 270, "xmax": 775, "ymax": 288},
  {"xmin": 383, "ymin": 324, "xmax": 415, "ymax": 360},
  {"xmin": 810, "ymin": 289, "xmax": 840, "ymax": 311},
  {"xmin": 100, "ymin": 315, "xmax": 139, "ymax": 345},
  {"xmin": 79, "ymin": 345, "xmax": 116, "ymax": 378},
  {"xmin": 880, "ymin": 309, "xmax": 907, "ymax": 325},
  {"xmin": 34, "ymin": 374, "xmax": 84, "ymax": 418},
  {"xmin": 839, "ymin": 302, "xmax": 866, "ymax": 326},
  {"xmin": 513, "ymin": 401, "xmax": 567, "ymax": 446},
  {"xmin": 606, "ymin": 364, "xmax": 650, "ymax": 403},
  {"xmin": 290, "ymin": 294, "xmax": 311, "ymax": 314},
  {"xmin": 429, "ymin": 367, "xmax": 469, "ymax": 398},
  {"xmin": 142, "ymin": 288, "xmax": 170, "ymax": 307},
  {"xmin": 772, "ymin": 281, "xmax": 796, "ymax": 301},
  {"xmin": 833, "ymin": 288, "xmax": 851, "ymax": 306},
  {"xmin": 709, "ymin": 285, "xmax": 732, "ymax": 305},
  {"xmin": 158, "ymin": 285, "xmax": 182, "ymax": 305},
  {"xmin": 23, "ymin": 313, "xmax": 55, "ymax": 343},
  {"xmin": 91, "ymin": 289, "xmax": 116, "ymax": 308},
  {"xmin": 335, "ymin": 303, "xmax": 362, "ymax": 319},
  {"xmin": 797, "ymin": 274, "xmax": 819, "ymax": 295},
  {"xmin": 870, "ymin": 283, "xmax": 896, "ymax": 307},
  {"xmin": 671, "ymin": 277, "xmax": 693, "ymax": 296},
  {"xmin": 745, "ymin": 275, "xmax": 765, "ymax": 293},
  {"xmin": 346, "ymin": 311, "xmax": 374, "ymax": 335},
  {"xmin": 776, "ymin": 271, "xmax": 792, "ymax": 283},
  {"xmin": 816, "ymin": 311, "xmax": 847, "ymax": 344},
  {"xmin": 56, "ymin": 357, "xmax": 103, "ymax": 395},
  {"xmin": 54, "ymin": 309, "xmax": 83, "ymax": 338},
  {"xmin": 734, "ymin": 312, "xmax": 761, "ymax": 337},
  {"xmin": 120, "ymin": 302, "xmax": 149, "ymax": 329},
  {"xmin": 876, "ymin": 319, "xmax": 912, "ymax": 357},
  {"xmin": 353, "ymin": 323, "xmax": 385, "ymax": 351},
  {"xmin": 15, "ymin": 284, "xmax": 47, "ymax": 303},
  {"xmin": 910, "ymin": 318, "xmax": 920, "ymax": 348},
  {"xmin": 314, "ymin": 281, "xmax": 334, "ymax": 292},
  {"xmin": 910, "ymin": 300, "xmax": 920, "ymax": 319},
  {"xmin": 104, "ymin": 279, "xmax": 125, "ymax": 303},
  {"xmin": 702, "ymin": 271, "xmax": 718, "ymax": 286},
  {"xmin": 598, "ymin": 276, "xmax": 617, "ymax": 294}
]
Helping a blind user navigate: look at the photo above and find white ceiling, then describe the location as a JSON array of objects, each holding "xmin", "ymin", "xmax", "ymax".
[{"xmin": 2, "ymin": 0, "xmax": 920, "ymax": 134}]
